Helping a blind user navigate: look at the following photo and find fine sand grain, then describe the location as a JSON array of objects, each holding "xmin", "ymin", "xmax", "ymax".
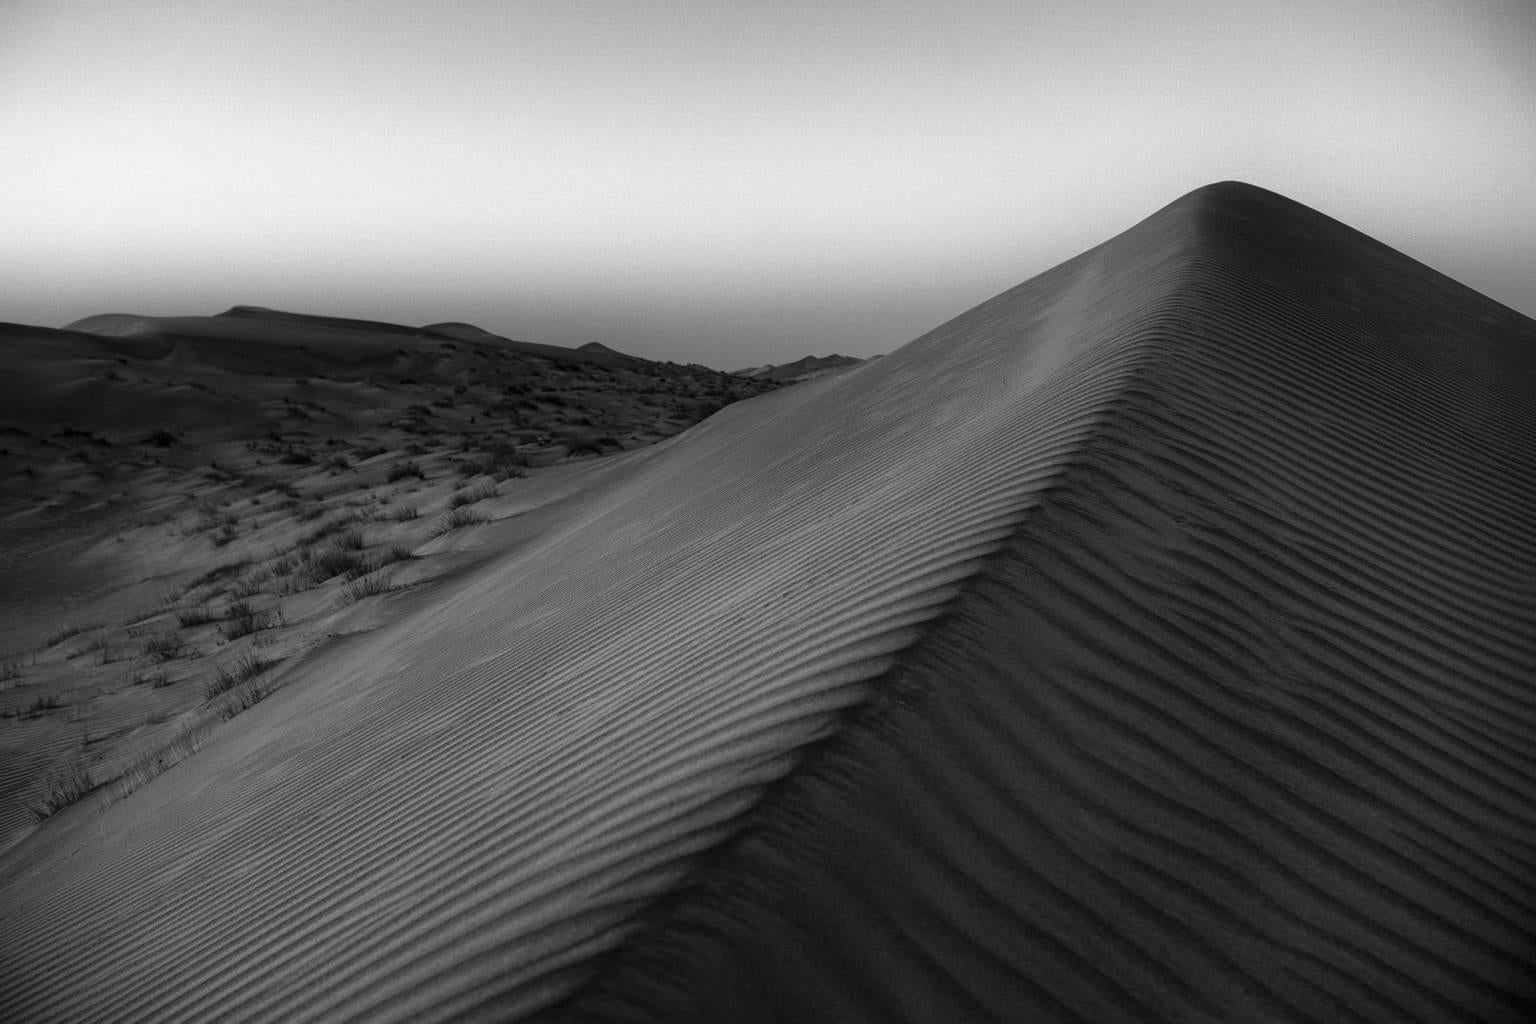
[{"xmin": 1, "ymin": 182, "xmax": 1532, "ymax": 1022}]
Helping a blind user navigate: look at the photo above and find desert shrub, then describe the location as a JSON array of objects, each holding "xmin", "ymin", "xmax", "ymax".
[
  {"xmin": 31, "ymin": 761, "xmax": 95, "ymax": 820},
  {"xmin": 213, "ymin": 523, "xmax": 239, "ymax": 547},
  {"xmin": 43, "ymin": 624, "xmax": 94, "ymax": 648},
  {"xmin": 189, "ymin": 559, "xmax": 253, "ymax": 590},
  {"xmin": 141, "ymin": 633, "xmax": 186, "ymax": 663},
  {"xmin": 23, "ymin": 693, "xmax": 62, "ymax": 718},
  {"xmin": 327, "ymin": 454, "xmax": 350, "ymax": 471},
  {"xmin": 432, "ymin": 507, "xmax": 489, "ymax": 536},
  {"xmin": 338, "ymin": 573, "xmax": 395, "ymax": 605},
  {"xmin": 221, "ymin": 602, "xmax": 273, "ymax": 640},
  {"xmin": 297, "ymin": 516, "xmax": 366, "ymax": 548},
  {"xmin": 206, "ymin": 651, "xmax": 270, "ymax": 699},
  {"xmin": 0, "ymin": 656, "xmax": 22, "ymax": 685},
  {"xmin": 177, "ymin": 605, "xmax": 216, "ymax": 628},
  {"xmin": 450, "ymin": 482, "xmax": 497, "ymax": 508},
  {"xmin": 221, "ymin": 683, "xmax": 265, "ymax": 719},
  {"xmin": 304, "ymin": 543, "xmax": 366, "ymax": 583},
  {"xmin": 230, "ymin": 571, "xmax": 270, "ymax": 599},
  {"xmin": 387, "ymin": 461, "xmax": 425, "ymax": 483},
  {"xmin": 86, "ymin": 636, "xmax": 120, "ymax": 666}
]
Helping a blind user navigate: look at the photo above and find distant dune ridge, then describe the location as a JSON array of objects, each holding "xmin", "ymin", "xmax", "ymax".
[{"xmin": 2, "ymin": 182, "xmax": 1533, "ymax": 1022}]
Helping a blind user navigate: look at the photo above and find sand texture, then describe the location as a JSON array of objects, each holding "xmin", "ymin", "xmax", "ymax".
[{"xmin": 3, "ymin": 182, "xmax": 1534, "ymax": 1021}]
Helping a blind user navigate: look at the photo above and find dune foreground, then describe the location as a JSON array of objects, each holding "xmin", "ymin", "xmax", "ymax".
[{"xmin": 3, "ymin": 181, "xmax": 1535, "ymax": 1021}]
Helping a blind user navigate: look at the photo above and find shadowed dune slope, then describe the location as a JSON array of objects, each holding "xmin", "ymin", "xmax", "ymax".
[
  {"xmin": 548, "ymin": 183, "xmax": 1536, "ymax": 1022},
  {"xmin": 0, "ymin": 182, "xmax": 1202, "ymax": 1019}
]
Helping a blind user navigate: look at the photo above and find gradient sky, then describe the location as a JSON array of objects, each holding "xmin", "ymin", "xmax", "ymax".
[{"xmin": 3, "ymin": 1, "xmax": 1533, "ymax": 367}]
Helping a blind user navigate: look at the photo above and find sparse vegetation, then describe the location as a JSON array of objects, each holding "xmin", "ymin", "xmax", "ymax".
[
  {"xmin": 339, "ymin": 573, "xmax": 396, "ymax": 604},
  {"xmin": 43, "ymin": 624, "xmax": 95, "ymax": 648},
  {"xmin": 31, "ymin": 761, "xmax": 95, "ymax": 821},
  {"xmin": 177, "ymin": 605, "xmax": 217, "ymax": 628},
  {"xmin": 432, "ymin": 506, "xmax": 490, "ymax": 536},
  {"xmin": 22, "ymin": 693, "xmax": 62, "ymax": 718},
  {"xmin": 206, "ymin": 651, "xmax": 271, "ymax": 699},
  {"xmin": 450, "ymin": 481, "xmax": 497, "ymax": 508},
  {"xmin": 4, "ymin": 318, "xmax": 782, "ymax": 838},
  {"xmin": 141, "ymin": 633, "xmax": 187, "ymax": 663},
  {"xmin": 387, "ymin": 461, "xmax": 425, "ymax": 483},
  {"xmin": 189, "ymin": 559, "xmax": 254, "ymax": 590},
  {"xmin": 129, "ymin": 664, "xmax": 170, "ymax": 688},
  {"xmin": 220, "ymin": 601, "xmax": 274, "ymax": 640}
]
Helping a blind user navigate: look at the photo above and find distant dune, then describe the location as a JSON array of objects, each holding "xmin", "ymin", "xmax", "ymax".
[
  {"xmin": 733, "ymin": 352, "xmax": 865, "ymax": 382},
  {"xmin": 2, "ymin": 182, "xmax": 1533, "ymax": 1022}
]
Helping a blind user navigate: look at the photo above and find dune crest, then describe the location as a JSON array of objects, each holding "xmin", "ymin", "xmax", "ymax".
[{"xmin": 4, "ymin": 183, "xmax": 1533, "ymax": 1022}]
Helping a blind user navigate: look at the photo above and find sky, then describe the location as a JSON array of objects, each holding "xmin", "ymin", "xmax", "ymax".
[{"xmin": 2, "ymin": 1, "xmax": 1534, "ymax": 368}]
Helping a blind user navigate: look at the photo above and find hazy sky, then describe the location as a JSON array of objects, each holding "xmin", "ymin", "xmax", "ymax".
[{"xmin": 3, "ymin": 1, "xmax": 1533, "ymax": 367}]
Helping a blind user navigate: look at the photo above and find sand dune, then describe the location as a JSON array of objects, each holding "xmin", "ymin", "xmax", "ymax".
[{"xmin": 2, "ymin": 182, "xmax": 1533, "ymax": 1022}]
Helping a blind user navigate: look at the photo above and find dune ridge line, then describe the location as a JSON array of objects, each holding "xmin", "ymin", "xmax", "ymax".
[
  {"xmin": 546, "ymin": 183, "xmax": 1536, "ymax": 1024},
  {"xmin": 0, "ymin": 187, "xmax": 1214, "ymax": 1020}
]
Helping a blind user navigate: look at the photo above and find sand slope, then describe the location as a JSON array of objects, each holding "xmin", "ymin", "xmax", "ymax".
[
  {"xmin": 550, "ymin": 184, "xmax": 1536, "ymax": 1022},
  {"xmin": 2, "ymin": 182, "xmax": 1532, "ymax": 1022}
]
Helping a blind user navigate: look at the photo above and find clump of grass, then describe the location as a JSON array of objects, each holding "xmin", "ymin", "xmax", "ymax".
[
  {"xmin": 206, "ymin": 651, "xmax": 271, "ymax": 699},
  {"xmin": 108, "ymin": 722, "xmax": 206, "ymax": 802},
  {"xmin": 177, "ymin": 605, "xmax": 217, "ymax": 628},
  {"xmin": 338, "ymin": 573, "xmax": 396, "ymax": 605},
  {"xmin": 221, "ymin": 683, "xmax": 266, "ymax": 719},
  {"xmin": 31, "ymin": 761, "xmax": 95, "ymax": 821},
  {"xmin": 482, "ymin": 445, "xmax": 531, "ymax": 480},
  {"xmin": 304, "ymin": 543, "xmax": 367, "ymax": 583},
  {"xmin": 43, "ymin": 623, "xmax": 95, "ymax": 648},
  {"xmin": 221, "ymin": 602, "xmax": 274, "ymax": 640},
  {"xmin": 2, "ymin": 654, "xmax": 26, "ymax": 685},
  {"xmin": 450, "ymin": 481, "xmax": 497, "ymax": 508},
  {"xmin": 229, "ymin": 572, "xmax": 268, "ymax": 600},
  {"xmin": 432, "ymin": 506, "xmax": 489, "ymax": 536},
  {"xmin": 212, "ymin": 523, "xmax": 239, "ymax": 547},
  {"xmin": 22, "ymin": 693, "xmax": 62, "ymax": 718},
  {"xmin": 87, "ymin": 636, "xmax": 121, "ymax": 666},
  {"xmin": 392, "ymin": 505, "xmax": 420, "ymax": 521},
  {"xmin": 141, "ymin": 632, "xmax": 186, "ymax": 663},
  {"xmin": 188, "ymin": 559, "xmax": 253, "ymax": 590}
]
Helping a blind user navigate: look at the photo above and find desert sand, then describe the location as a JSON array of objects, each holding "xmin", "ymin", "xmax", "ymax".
[{"xmin": 1, "ymin": 182, "xmax": 1532, "ymax": 1022}]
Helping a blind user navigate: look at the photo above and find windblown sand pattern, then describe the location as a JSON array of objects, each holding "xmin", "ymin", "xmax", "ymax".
[
  {"xmin": 0, "ymin": 188, "xmax": 1188, "ymax": 1019},
  {"xmin": 2, "ymin": 183, "xmax": 1532, "ymax": 1022},
  {"xmin": 549, "ymin": 184, "xmax": 1536, "ymax": 1022}
]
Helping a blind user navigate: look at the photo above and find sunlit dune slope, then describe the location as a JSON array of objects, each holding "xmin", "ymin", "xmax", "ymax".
[
  {"xmin": 3, "ymin": 181, "xmax": 1532, "ymax": 1023},
  {"xmin": 553, "ymin": 183, "xmax": 1536, "ymax": 1023},
  {"xmin": 0, "ymin": 175, "xmax": 1179, "ymax": 1020}
]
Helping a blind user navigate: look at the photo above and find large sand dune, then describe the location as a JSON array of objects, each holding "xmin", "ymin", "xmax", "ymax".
[{"xmin": 2, "ymin": 182, "xmax": 1533, "ymax": 1022}]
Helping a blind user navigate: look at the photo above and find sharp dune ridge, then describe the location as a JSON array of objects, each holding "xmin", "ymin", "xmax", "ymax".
[{"xmin": 2, "ymin": 182, "xmax": 1533, "ymax": 1022}]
